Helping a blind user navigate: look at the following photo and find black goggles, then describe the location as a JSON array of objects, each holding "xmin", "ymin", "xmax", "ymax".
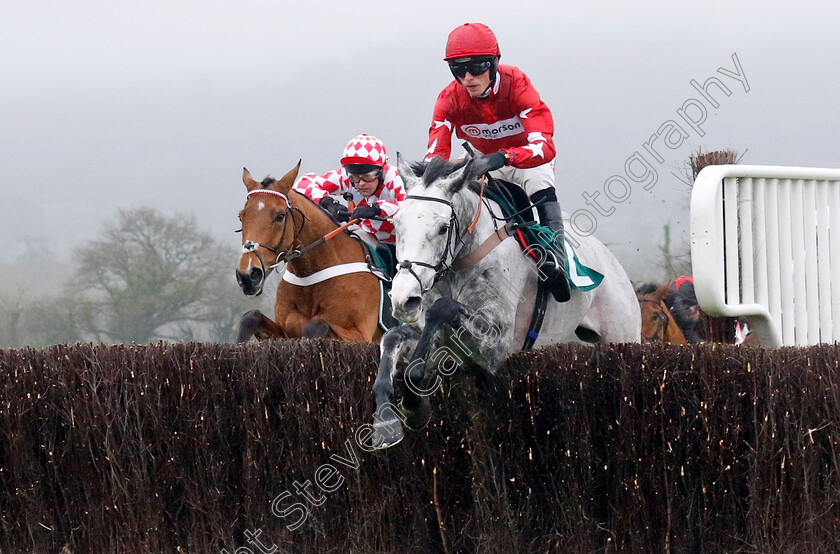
[
  {"xmin": 448, "ymin": 58, "xmax": 493, "ymax": 79},
  {"xmin": 348, "ymin": 169, "xmax": 382, "ymax": 184}
]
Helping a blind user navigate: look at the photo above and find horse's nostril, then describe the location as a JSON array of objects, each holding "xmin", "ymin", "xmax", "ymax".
[
  {"xmin": 236, "ymin": 270, "xmax": 250, "ymax": 287},
  {"xmin": 404, "ymin": 296, "xmax": 421, "ymax": 313},
  {"xmin": 249, "ymin": 267, "xmax": 264, "ymax": 282}
]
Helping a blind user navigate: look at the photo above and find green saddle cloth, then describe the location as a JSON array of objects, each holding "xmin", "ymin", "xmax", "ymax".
[
  {"xmin": 527, "ymin": 223, "xmax": 603, "ymax": 291},
  {"xmin": 473, "ymin": 179, "xmax": 603, "ymax": 292}
]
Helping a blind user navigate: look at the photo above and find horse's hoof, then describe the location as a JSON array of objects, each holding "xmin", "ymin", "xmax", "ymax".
[
  {"xmin": 404, "ymin": 400, "xmax": 432, "ymax": 431},
  {"xmin": 372, "ymin": 418, "xmax": 404, "ymax": 449}
]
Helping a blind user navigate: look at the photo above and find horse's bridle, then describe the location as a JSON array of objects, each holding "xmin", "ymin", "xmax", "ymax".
[
  {"xmin": 396, "ymin": 194, "xmax": 462, "ymax": 294},
  {"xmin": 240, "ymin": 189, "xmax": 307, "ymax": 275},
  {"xmin": 638, "ymin": 296, "xmax": 669, "ymax": 343}
]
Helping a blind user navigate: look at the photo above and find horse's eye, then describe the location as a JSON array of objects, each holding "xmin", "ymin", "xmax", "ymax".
[
  {"xmin": 274, "ymin": 212, "xmax": 286, "ymax": 222},
  {"xmin": 438, "ymin": 225, "xmax": 449, "ymax": 236}
]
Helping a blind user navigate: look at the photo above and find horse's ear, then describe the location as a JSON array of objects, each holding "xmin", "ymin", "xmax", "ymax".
[
  {"xmin": 396, "ymin": 152, "xmax": 409, "ymax": 174},
  {"xmin": 396, "ymin": 153, "xmax": 419, "ymax": 192},
  {"xmin": 273, "ymin": 160, "xmax": 301, "ymax": 192},
  {"xmin": 243, "ymin": 167, "xmax": 260, "ymax": 192},
  {"xmin": 444, "ymin": 157, "xmax": 473, "ymax": 194},
  {"xmin": 654, "ymin": 281, "xmax": 671, "ymax": 300}
]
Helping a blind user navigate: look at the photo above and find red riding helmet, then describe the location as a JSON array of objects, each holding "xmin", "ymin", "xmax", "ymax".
[
  {"xmin": 340, "ymin": 134, "xmax": 388, "ymax": 167},
  {"xmin": 444, "ymin": 23, "xmax": 500, "ymax": 61}
]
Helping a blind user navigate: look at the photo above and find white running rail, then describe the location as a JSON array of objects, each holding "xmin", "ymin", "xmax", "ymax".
[{"xmin": 691, "ymin": 164, "xmax": 840, "ymax": 347}]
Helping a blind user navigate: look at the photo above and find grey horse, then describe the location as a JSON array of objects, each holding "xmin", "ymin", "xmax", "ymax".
[{"xmin": 371, "ymin": 155, "xmax": 640, "ymax": 447}]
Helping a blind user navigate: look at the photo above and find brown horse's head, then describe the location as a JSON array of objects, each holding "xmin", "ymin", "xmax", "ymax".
[
  {"xmin": 636, "ymin": 282, "xmax": 687, "ymax": 344},
  {"xmin": 236, "ymin": 163, "xmax": 302, "ymax": 296}
]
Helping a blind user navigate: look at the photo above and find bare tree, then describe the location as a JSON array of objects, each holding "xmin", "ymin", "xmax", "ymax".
[
  {"xmin": 69, "ymin": 207, "xmax": 249, "ymax": 344},
  {"xmin": 0, "ymin": 291, "xmax": 88, "ymax": 348}
]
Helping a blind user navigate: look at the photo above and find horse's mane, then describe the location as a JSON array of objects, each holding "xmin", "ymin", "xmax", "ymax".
[
  {"xmin": 635, "ymin": 282, "xmax": 660, "ymax": 295},
  {"xmin": 409, "ymin": 158, "xmax": 470, "ymax": 189},
  {"xmin": 260, "ymin": 176, "xmax": 276, "ymax": 188}
]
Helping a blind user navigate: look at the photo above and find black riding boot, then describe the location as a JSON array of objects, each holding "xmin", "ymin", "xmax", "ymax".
[{"xmin": 532, "ymin": 191, "xmax": 571, "ymax": 302}]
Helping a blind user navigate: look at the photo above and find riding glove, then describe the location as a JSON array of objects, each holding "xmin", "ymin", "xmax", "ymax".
[
  {"xmin": 479, "ymin": 151, "xmax": 510, "ymax": 172},
  {"xmin": 319, "ymin": 196, "xmax": 351, "ymax": 222},
  {"xmin": 351, "ymin": 204, "xmax": 381, "ymax": 220}
]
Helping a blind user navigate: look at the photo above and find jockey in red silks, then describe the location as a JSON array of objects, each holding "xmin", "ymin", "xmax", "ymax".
[
  {"xmin": 425, "ymin": 23, "xmax": 570, "ymax": 302},
  {"xmin": 294, "ymin": 134, "xmax": 405, "ymax": 250}
]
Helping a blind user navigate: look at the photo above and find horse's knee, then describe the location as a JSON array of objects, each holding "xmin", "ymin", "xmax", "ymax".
[
  {"xmin": 238, "ymin": 309, "xmax": 265, "ymax": 342},
  {"xmin": 381, "ymin": 326, "xmax": 419, "ymax": 351},
  {"xmin": 301, "ymin": 318, "xmax": 333, "ymax": 338},
  {"xmin": 425, "ymin": 297, "xmax": 461, "ymax": 323},
  {"xmin": 380, "ymin": 330, "xmax": 402, "ymax": 353}
]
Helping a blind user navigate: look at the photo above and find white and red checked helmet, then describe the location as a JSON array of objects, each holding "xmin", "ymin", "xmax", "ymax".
[{"xmin": 340, "ymin": 134, "xmax": 388, "ymax": 167}]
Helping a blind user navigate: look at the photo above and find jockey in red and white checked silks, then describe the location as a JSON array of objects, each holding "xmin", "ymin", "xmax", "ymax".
[{"xmin": 294, "ymin": 134, "xmax": 405, "ymax": 244}]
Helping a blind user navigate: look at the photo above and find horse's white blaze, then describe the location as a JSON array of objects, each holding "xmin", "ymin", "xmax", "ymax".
[
  {"xmin": 240, "ymin": 253, "xmax": 255, "ymax": 273},
  {"xmin": 257, "ymin": 201, "xmax": 265, "ymax": 211}
]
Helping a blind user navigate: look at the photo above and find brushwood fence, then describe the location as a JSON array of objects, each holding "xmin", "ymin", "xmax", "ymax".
[{"xmin": 0, "ymin": 340, "xmax": 838, "ymax": 553}]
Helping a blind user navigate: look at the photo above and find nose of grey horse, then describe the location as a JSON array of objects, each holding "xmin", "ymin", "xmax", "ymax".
[{"xmin": 404, "ymin": 296, "xmax": 421, "ymax": 313}]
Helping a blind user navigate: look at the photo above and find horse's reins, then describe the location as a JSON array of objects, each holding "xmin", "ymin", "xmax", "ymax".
[
  {"xmin": 466, "ymin": 175, "xmax": 486, "ymax": 233},
  {"xmin": 241, "ymin": 189, "xmax": 363, "ymax": 273},
  {"xmin": 293, "ymin": 213, "xmax": 394, "ymax": 266},
  {"xmin": 279, "ymin": 217, "xmax": 363, "ymax": 268}
]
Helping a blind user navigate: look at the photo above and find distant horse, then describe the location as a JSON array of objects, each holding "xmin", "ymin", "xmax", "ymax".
[
  {"xmin": 636, "ymin": 282, "xmax": 687, "ymax": 344},
  {"xmin": 235, "ymin": 164, "xmax": 383, "ymax": 342},
  {"xmin": 371, "ymin": 156, "xmax": 640, "ymax": 447},
  {"xmin": 671, "ymin": 277, "xmax": 758, "ymax": 346},
  {"xmin": 640, "ymin": 277, "xmax": 758, "ymax": 346}
]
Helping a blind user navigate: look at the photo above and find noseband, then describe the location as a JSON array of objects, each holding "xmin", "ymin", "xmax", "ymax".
[
  {"xmin": 241, "ymin": 189, "xmax": 306, "ymax": 275},
  {"xmin": 397, "ymin": 195, "xmax": 462, "ymax": 294}
]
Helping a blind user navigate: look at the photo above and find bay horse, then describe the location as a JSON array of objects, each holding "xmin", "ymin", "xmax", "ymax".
[
  {"xmin": 636, "ymin": 282, "xmax": 687, "ymax": 344},
  {"xmin": 370, "ymin": 155, "xmax": 640, "ymax": 447},
  {"xmin": 235, "ymin": 163, "xmax": 383, "ymax": 342}
]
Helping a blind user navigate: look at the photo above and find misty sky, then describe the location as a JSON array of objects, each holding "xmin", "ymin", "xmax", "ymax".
[{"xmin": 2, "ymin": 0, "xmax": 839, "ymax": 287}]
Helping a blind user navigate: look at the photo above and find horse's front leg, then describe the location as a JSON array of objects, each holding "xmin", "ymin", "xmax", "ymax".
[
  {"xmin": 371, "ymin": 324, "xmax": 422, "ymax": 448},
  {"xmin": 237, "ymin": 310, "xmax": 287, "ymax": 342},
  {"xmin": 404, "ymin": 297, "xmax": 510, "ymax": 429}
]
